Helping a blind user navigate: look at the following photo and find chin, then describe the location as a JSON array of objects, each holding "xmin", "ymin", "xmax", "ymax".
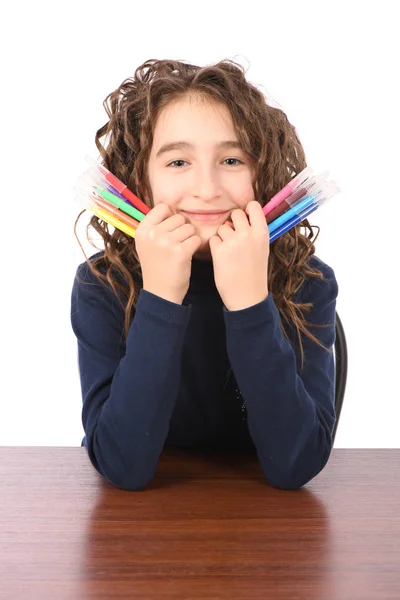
[{"xmin": 194, "ymin": 223, "xmax": 220, "ymax": 237}]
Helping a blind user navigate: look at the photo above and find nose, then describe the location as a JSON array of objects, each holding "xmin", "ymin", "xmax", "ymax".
[{"xmin": 191, "ymin": 166, "xmax": 222, "ymax": 201}]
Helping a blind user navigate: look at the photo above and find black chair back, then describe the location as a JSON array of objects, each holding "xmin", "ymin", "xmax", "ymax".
[{"xmin": 333, "ymin": 312, "xmax": 348, "ymax": 443}]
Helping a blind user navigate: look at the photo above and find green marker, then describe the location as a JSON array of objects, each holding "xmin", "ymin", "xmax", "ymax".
[{"xmin": 97, "ymin": 187, "xmax": 145, "ymax": 222}]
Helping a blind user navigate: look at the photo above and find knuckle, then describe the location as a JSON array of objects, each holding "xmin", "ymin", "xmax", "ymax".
[
  {"xmin": 172, "ymin": 243, "xmax": 185, "ymax": 258},
  {"xmin": 158, "ymin": 235, "xmax": 170, "ymax": 248},
  {"xmin": 148, "ymin": 227, "xmax": 157, "ymax": 241},
  {"xmin": 134, "ymin": 225, "xmax": 145, "ymax": 240},
  {"xmin": 176, "ymin": 215, "xmax": 187, "ymax": 226},
  {"xmin": 185, "ymin": 223, "xmax": 196, "ymax": 234}
]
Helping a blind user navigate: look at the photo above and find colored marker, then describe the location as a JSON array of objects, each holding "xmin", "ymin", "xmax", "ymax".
[
  {"xmin": 85, "ymin": 155, "xmax": 150, "ymax": 215},
  {"xmin": 76, "ymin": 195, "xmax": 137, "ymax": 239},
  {"xmin": 265, "ymin": 186, "xmax": 308, "ymax": 223},
  {"xmin": 93, "ymin": 187, "xmax": 146, "ymax": 222},
  {"xmin": 77, "ymin": 192, "xmax": 141, "ymax": 229},
  {"xmin": 263, "ymin": 166, "xmax": 313, "ymax": 216},
  {"xmin": 269, "ymin": 193, "xmax": 319, "ymax": 233},
  {"xmin": 269, "ymin": 203, "xmax": 319, "ymax": 243}
]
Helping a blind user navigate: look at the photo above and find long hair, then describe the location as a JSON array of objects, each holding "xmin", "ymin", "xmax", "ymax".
[{"xmin": 74, "ymin": 57, "xmax": 331, "ymax": 369}]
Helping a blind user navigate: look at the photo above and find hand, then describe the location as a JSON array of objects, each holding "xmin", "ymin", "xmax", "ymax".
[
  {"xmin": 209, "ymin": 201, "xmax": 270, "ymax": 311},
  {"xmin": 135, "ymin": 203, "xmax": 202, "ymax": 304}
]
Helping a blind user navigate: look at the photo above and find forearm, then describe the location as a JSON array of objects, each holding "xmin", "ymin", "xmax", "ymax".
[
  {"xmin": 224, "ymin": 295, "xmax": 335, "ymax": 489},
  {"xmin": 84, "ymin": 290, "xmax": 191, "ymax": 490}
]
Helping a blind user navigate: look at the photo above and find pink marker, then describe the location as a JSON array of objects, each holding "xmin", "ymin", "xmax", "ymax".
[{"xmin": 263, "ymin": 166, "xmax": 314, "ymax": 216}]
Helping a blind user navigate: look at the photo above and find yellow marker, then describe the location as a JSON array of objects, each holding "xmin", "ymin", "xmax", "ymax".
[{"xmin": 90, "ymin": 205, "xmax": 136, "ymax": 238}]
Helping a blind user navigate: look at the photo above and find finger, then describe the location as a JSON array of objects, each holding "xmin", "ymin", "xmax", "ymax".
[
  {"xmin": 216, "ymin": 222, "xmax": 236, "ymax": 241},
  {"xmin": 157, "ymin": 212, "xmax": 189, "ymax": 233},
  {"xmin": 169, "ymin": 222, "xmax": 198, "ymax": 242},
  {"xmin": 230, "ymin": 208, "xmax": 250, "ymax": 231},
  {"xmin": 245, "ymin": 201, "xmax": 269, "ymax": 234},
  {"xmin": 141, "ymin": 203, "xmax": 173, "ymax": 228},
  {"xmin": 209, "ymin": 234, "xmax": 222, "ymax": 254},
  {"xmin": 181, "ymin": 234, "xmax": 203, "ymax": 255}
]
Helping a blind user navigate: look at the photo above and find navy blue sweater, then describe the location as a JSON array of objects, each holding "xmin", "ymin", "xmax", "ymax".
[{"xmin": 70, "ymin": 252, "xmax": 338, "ymax": 491}]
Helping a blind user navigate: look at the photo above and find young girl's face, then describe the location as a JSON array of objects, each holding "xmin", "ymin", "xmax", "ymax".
[{"xmin": 145, "ymin": 94, "xmax": 255, "ymax": 259}]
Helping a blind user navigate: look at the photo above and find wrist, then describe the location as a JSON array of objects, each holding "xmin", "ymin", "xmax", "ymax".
[
  {"xmin": 224, "ymin": 292, "xmax": 269, "ymax": 311},
  {"xmin": 143, "ymin": 285, "xmax": 183, "ymax": 305}
]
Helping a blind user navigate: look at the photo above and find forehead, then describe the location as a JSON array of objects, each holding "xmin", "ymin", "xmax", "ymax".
[{"xmin": 153, "ymin": 95, "xmax": 235, "ymax": 139}]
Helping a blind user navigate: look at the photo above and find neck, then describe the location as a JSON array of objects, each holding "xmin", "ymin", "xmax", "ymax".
[{"xmin": 193, "ymin": 250, "xmax": 212, "ymax": 262}]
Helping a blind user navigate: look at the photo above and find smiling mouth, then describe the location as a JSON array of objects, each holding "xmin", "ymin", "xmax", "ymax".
[{"xmin": 181, "ymin": 210, "xmax": 230, "ymax": 222}]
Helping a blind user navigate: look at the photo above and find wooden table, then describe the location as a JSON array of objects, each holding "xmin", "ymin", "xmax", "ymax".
[{"xmin": 1, "ymin": 447, "xmax": 399, "ymax": 599}]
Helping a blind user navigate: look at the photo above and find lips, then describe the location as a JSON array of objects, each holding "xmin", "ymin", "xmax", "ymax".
[{"xmin": 182, "ymin": 210, "xmax": 230, "ymax": 222}]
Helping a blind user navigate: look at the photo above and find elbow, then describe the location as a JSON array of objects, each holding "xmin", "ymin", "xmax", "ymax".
[
  {"xmin": 262, "ymin": 447, "xmax": 332, "ymax": 491},
  {"xmin": 267, "ymin": 475, "xmax": 309, "ymax": 491},
  {"xmin": 106, "ymin": 472, "xmax": 155, "ymax": 492},
  {"xmin": 265, "ymin": 458, "xmax": 331, "ymax": 491},
  {"xmin": 86, "ymin": 435, "xmax": 157, "ymax": 492},
  {"xmin": 95, "ymin": 459, "xmax": 157, "ymax": 491}
]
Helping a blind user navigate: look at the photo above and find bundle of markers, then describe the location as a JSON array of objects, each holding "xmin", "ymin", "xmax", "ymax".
[{"xmin": 74, "ymin": 157, "xmax": 340, "ymax": 244}]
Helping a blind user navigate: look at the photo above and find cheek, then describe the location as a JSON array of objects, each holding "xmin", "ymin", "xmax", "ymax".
[
  {"xmin": 236, "ymin": 183, "xmax": 255, "ymax": 209},
  {"xmin": 152, "ymin": 181, "xmax": 181, "ymax": 209},
  {"xmin": 152, "ymin": 193, "xmax": 178, "ymax": 209}
]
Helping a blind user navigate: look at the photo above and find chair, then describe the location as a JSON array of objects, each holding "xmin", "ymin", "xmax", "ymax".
[{"xmin": 333, "ymin": 312, "xmax": 348, "ymax": 443}]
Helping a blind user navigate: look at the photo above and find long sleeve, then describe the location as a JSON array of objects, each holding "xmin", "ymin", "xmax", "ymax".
[
  {"xmin": 71, "ymin": 264, "xmax": 191, "ymax": 491},
  {"xmin": 223, "ymin": 263, "xmax": 338, "ymax": 490}
]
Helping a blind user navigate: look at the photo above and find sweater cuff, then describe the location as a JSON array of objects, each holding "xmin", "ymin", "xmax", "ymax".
[
  {"xmin": 136, "ymin": 288, "xmax": 192, "ymax": 326},
  {"xmin": 223, "ymin": 293, "xmax": 280, "ymax": 329}
]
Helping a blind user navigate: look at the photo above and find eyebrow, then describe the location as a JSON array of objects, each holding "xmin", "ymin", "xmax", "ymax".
[{"xmin": 155, "ymin": 140, "xmax": 244, "ymax": 159}]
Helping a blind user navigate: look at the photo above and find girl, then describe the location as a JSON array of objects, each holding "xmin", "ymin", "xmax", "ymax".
[{"xmin": 71, "ymin": 58, "xmax": 338, "ymax": 491}]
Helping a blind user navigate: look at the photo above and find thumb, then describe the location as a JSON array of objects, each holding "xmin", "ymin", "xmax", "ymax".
[{"xmin": 209, "ymin": 235, "xmax": 222, "ymax": 255}]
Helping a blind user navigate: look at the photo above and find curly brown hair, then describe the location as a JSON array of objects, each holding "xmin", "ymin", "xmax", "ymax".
[{"xmin": 74, "ymin": 57, "xmax": 331, "ymax": 369}]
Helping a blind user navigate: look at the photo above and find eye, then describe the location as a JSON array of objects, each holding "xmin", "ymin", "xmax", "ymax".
[
  {"xmin": 167, "ymin": 160, "xmax": 188, "ymax": 168},
  {"xmin": 224, "ymin": 158, "xmax": 244, "ymax": 166},
  {"xmin": 167, "ymin": 158, "xmax": 245, "ymax": 168}
]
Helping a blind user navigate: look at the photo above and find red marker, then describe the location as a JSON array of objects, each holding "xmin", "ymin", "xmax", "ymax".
[{"xmin": 85, "ymin": 155, "xmax": 150, "ymax": 215}]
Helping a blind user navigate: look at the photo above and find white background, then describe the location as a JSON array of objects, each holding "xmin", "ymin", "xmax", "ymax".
[{"xmin": 1, "ymin": 1, "xmax": 398, "ymax": 447}]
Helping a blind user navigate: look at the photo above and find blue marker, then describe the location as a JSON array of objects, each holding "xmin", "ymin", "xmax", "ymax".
[
  {"xmin": 269, "ymin": 203, "xmax": 319, "ymax": 243},
  {"xmin": 268, "ymin": 193, "xmax": 319, "ymax": 234}
]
